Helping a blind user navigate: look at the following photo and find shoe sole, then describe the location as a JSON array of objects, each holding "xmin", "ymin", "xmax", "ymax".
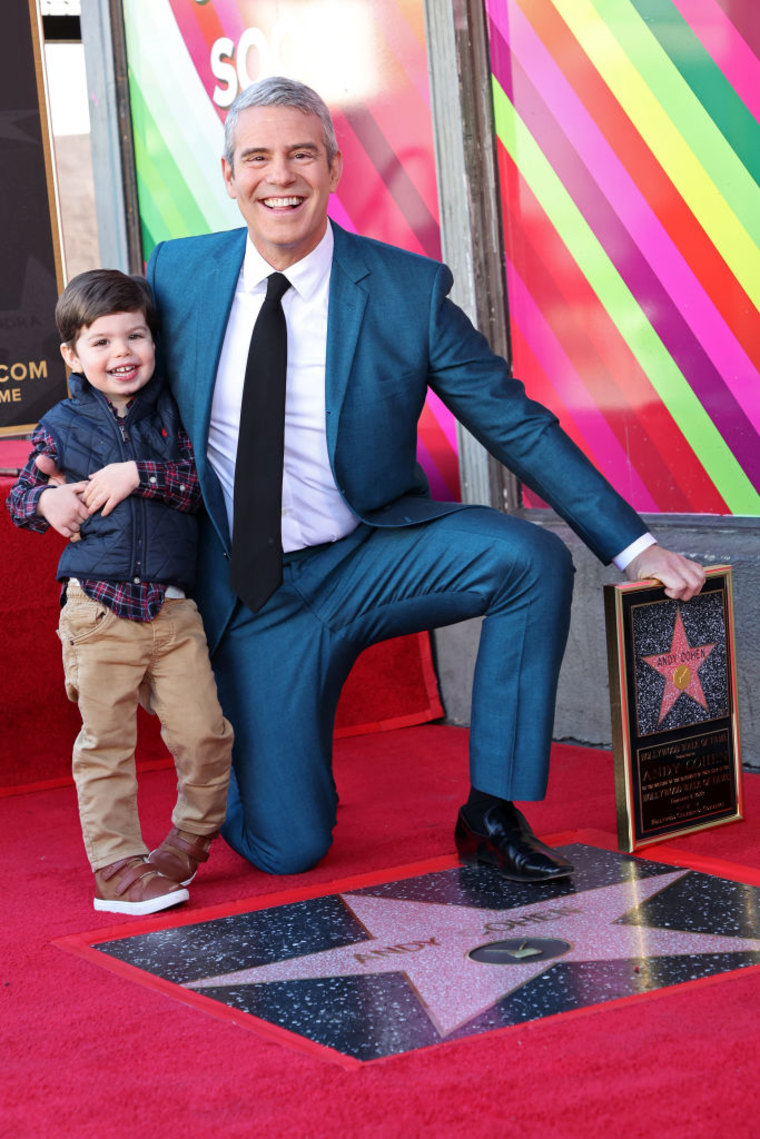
[
  {"xmin": 457, "ymin": 852, "xmax": 573, "ymax": 883},
  {"xmin": 93, "ymin": 886, "xmax": 189, "ymax": 916}
]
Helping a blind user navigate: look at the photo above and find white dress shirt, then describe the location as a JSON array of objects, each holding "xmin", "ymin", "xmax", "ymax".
[
  {"xmin": 613, "ymin": 532, "xmax": 655, "ymax": 570},
  {"xmin": 208, "ymin": 223, "xmax": 359, "ymax": 552}
]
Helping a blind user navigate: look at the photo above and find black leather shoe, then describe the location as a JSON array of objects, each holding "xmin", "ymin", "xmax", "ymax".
[{"xmin": 455, "ymin": 803, "xmax": 573, "ymax": 882}]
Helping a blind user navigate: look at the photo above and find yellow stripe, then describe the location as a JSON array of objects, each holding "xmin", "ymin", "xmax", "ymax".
[
  {"xmin": 552, "ymin": 0, "xmax": 760, "ymax": 311},
  {"xmin": 493, "ymin": 79, "xmax": 758, "ymax": 511}
]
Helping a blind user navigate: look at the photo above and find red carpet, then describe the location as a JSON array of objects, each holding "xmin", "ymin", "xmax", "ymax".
[
  {"xmin": 3, "ymin": 728, "xmax": 760, "ymax": 1138},
  {"xmin": 4, "ymin": 464, "xmax": 760, "ymax": 1134}
]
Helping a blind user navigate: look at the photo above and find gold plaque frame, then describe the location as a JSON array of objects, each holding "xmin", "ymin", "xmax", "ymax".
[{"xmin": 604, "ymin": 566, "xmax": 743, "ymax": 852}]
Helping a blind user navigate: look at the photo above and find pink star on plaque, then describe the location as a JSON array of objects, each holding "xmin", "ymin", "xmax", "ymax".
[{"xmin": 642, "ymin": 607, "xmax": 716, "ymax": 724}]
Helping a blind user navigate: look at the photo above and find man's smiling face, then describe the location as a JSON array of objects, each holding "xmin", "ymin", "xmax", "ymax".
[{"xmin": 222, "ymin": 104, "xmax": 343, "ymax": 270}]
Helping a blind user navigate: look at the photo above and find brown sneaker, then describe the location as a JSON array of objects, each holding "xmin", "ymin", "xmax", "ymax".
[
  {"xmin": 148, "ymin": 827, "xmax": 215, "ymax": 885},
  {"xmin": 94, "ymin": 856, "xmax": 189, "ymax": 916}
]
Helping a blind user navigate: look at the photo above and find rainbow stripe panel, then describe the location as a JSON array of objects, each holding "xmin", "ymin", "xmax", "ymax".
[
  {"xmin": 121, "ymin": 0, "xmax": 460, "ymax": 501},
  {"xmin": 488, "ymin": 0, "xmax": 760, "ymax": 515}
]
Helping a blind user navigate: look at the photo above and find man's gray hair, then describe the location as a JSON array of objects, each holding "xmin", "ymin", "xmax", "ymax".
[{"xmin": 224, "ymin": 76, "xmax": 338, "ymax": 170}]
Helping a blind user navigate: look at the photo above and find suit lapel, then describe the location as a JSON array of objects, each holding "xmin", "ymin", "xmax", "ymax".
[
  {"xmin": 325, "ymin": 225, "xmax": 370, "ymax": 458},
  {"xmin": 191, "ymin": 228, "xmax": 247, "ymax": 452},
  {"xmin": 188, "ymin": 229, "xmax": 246, "ymax": 547}
]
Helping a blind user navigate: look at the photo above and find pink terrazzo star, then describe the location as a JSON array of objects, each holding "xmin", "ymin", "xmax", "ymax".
[{"xmin": 187, "ymin": 872, "xmax": 760, "ymax": 1038}]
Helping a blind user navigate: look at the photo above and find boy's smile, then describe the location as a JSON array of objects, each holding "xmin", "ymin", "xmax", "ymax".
[{"xmin": 61, "ymin": 310, "xmax": 155, "ymax": 411}]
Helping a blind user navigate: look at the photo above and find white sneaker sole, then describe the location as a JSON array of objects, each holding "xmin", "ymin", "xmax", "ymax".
[{"xmin": 93, "ymin": 885, "xmax": 189, "ymax": 916}]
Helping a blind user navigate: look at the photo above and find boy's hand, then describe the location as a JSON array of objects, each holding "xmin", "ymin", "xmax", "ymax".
[
  {"xmin": 625, "ymin": 543, "xmax": 705, "ymax": 601},
  {"xmin": 81, "ymin": 461, "xmax": 140, "ymax": 516},
  {"xmin": 37, "ymin": 482, "xmax": 90, "ymax": 540}
]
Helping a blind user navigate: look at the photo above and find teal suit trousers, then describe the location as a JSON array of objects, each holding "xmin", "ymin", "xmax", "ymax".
[{"xmin": 214, "ymin": 508, "xmax": 573, "ymax": 874}]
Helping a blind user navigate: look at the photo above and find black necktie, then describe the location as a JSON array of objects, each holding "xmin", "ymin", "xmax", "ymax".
[{"xmin": 230, "ymin": 271, "xmax": 291, "ymax": 612}]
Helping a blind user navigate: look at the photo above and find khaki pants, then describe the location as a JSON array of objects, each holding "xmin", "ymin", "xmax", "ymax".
[{"xmin": 59, "ymin": 583, "xmax": 233, "ymax": 871}]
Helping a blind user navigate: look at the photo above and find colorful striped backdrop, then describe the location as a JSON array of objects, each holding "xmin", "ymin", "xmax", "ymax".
[
  {"xmin": 121, "ymin": 0, "xmax": 460, "ymax": 501},
  {"xmin": 488, "ymin": 0, "xmax": 760, "ymax": 515}
]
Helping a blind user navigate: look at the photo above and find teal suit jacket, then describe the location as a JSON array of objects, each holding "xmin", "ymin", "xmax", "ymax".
[{"xmin": 147, "ymin": 223, "xmax": 646, "ymax": 651}]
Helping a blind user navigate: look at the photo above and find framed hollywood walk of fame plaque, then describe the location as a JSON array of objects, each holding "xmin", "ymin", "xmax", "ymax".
[{"xmin": 604, "ymin": 566, "xmax": 743, "ymax": 852}]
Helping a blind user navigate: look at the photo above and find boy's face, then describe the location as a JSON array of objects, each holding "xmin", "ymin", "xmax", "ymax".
[{"xmin": 61, "ymin": 310, "xmax": 155, "ymax": 411}]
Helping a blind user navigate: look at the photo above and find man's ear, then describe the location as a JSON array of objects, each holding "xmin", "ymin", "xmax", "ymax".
[
  {"xmin": 222, "ymin": 156, "xmax": 237, "ymax": 200},
  {"xmin": 328, "ymin": 150, "xmax": 343, "ymax": 194}
]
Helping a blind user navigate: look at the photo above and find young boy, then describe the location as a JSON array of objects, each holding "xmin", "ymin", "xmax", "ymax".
[{"xmin": 6, "ymin": 270, "xmax": 233, "ymax": 917}]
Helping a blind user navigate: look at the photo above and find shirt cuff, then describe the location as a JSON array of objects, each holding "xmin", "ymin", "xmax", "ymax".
[
  {"xmin": 136, "ymin": 462, "xmax": 162, "ymax": 495},
  {"xmin": 613, "ymin": 532, "xmax": 656, "ymax": 571}
]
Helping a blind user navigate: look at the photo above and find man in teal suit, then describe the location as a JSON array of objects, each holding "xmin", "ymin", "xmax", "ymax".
[{"xmin": 146, "ymin": 77, "xmax": 704, "ymax": 883}]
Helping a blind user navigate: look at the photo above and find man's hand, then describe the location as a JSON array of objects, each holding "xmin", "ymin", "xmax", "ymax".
[
  {"xmin": 625, "ymin": 543, "xmax": 705, "ymax": 601},
  {"xmin": 37, "ymin": 482, "xmax": 90, "ymax": 540},
  {"xmin": 81, "ymin": 461, "xmax": 140, "ymax": 517},
  {"xmin": 34, "ymin": 452, "xmax": 65, "ymax": 486}
]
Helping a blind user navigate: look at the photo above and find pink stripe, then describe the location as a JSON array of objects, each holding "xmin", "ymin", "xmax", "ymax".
[
  {"xmin": 167, "ymin": 0, "xmax": 246, "ymax": 91},
  {"xmin": 218, "ymin": 0, "xmax": 247, "ymax": 39},
  {"xmin": 415, "ymin": 438, "xmax": 453, "ymax": 501},
  {"xmin": 670, "ymin": 0, "xmax": 760, "ymax": 123},
  {"xmin": 506, "ymin": 258, "xmax": 660, "ymax": 512},
  {"xmin": 328, "ymin": 197, "xmax": 358, "ymax": 234},
  {"xmin": 165, "ymin": 2, "xmax": 217, "ymax": 100},
  {"xmin": 424, "ymin": 388, "xmax": 459, "ymax": 452},
  {"xmin": 372, "ymin": 1, "xmax": 432, "ymax": 108},
  {"xmin": 496, "ymin": 2, "xmax": 760, "ymax": 436}
]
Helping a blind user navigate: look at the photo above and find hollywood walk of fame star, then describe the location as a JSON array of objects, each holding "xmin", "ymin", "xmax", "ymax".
[
  {"xmin": 642, "ymin": 607, "xmax": 716, "ymax": 724},
  {"xmin": 186, "ymin": 872, "xmax": 760, "ymax": 1038}
]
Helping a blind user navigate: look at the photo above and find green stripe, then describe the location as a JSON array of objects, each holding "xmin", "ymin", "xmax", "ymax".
[
  {"xmin": 135, "ymin": 165, "xmax": 179, "ymax": 261},
  {"xmin": 123, "ymin": 1, "xmax": 238, "ymax": 239},
  {"xmin": 140, "ymin": 216, "xmax": 156, "ymax": 265},
  {"xmin": 629, "ymin": 0, "xmax": 760, "ymax": 186},
  {"xmin": 492, "ymin": 77, "xmax": 758, "ymax": 513},
  {"xmin": 597, "ymin": 0, "xmax": 760, "ymax": 249},
  {"xmin": 555, "ymin": 0, "xmax": 760, "ymax": 310},
  {"xmin": 129, "ymin": 78, "xmax": 209, "ymax": 246}
]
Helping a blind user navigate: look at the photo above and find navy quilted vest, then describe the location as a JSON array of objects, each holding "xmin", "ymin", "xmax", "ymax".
[{"xmin": 40, "ymin": 373, "xmax": 198, "ymax": 590}]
